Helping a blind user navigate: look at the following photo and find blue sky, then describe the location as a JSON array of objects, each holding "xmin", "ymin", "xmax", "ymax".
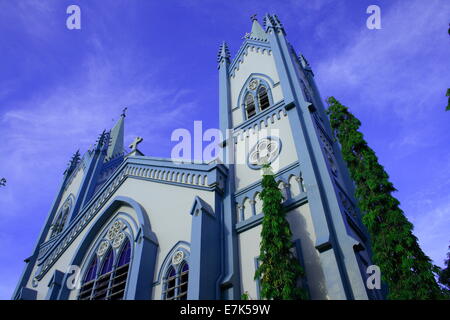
[{"xmin": 0, "ymin": 0, "xmax": 449, "ymax": 299}]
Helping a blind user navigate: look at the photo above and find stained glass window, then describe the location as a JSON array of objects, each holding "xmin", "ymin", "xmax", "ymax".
[
  {"xmin": 78, "ymin": 238, "xmax": 131, "ymax": 300},
  {"xmin": 78, "ymin": 257, "xmax": 97, "ymax": 300}
]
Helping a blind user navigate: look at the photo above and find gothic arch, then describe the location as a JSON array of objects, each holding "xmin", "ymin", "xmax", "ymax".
[
  {"xmin": 154, "ymin": 241, "xmax": 191, "ymax": 299},
  {"xmin": 242, "ymin": 197, "xmax": 253, "ymax": 220},
  {"xmin": 155, "ymin": 241, "xmax": 190, "ymax": 284},
  {"xmin": 288, "ymin": 174, "xmax": 302, "ymax": 198},
  {"xmin": 237, "ymin": 73, "xmax": 275, "ymax": 120},
  {"xmin": 77, "ymin": 218, "xmax": 133, "ymax": 300},
  {"xmin": 253, "ymin": 192, "xmax": 263, "ymax": 215},
  {"xmin": 57, "ymin": 196, "xmax": 158, "ymax": 300},
  {"xmin": 50, "ymin": 194, "xmax": 75, "ymax": 238}
]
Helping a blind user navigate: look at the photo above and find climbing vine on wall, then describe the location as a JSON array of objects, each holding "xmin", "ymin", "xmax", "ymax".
[
  {"xmin": 327, "ymin": 96, "xmax": 443, "ymax": 299},
  {"xmin": 254, "ymin": 164, "xmax": 307, "ymax": 300}
]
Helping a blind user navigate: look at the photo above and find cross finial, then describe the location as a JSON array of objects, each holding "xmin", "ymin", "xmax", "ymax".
[
  {"xmin": 121, "ymin": 107, "xmax": 128, "ymax": 118},
  {"xmin": 242, "ymin": 32, "xmax": 251, "ymax": 40},
  {"xmin": 250, "ymin": 14, "xmax": 257, "ymax": 21},
  {"xmin": 129, "ymin": 136, "xmax": 143, "ymax": 150}
]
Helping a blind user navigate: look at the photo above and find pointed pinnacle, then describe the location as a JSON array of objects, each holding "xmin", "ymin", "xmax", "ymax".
[
  {"xmin": 263, "ymin": 14, "xmax": 275, "ymax": 28},
  {"xmin": 217, "ymin": 41, "xmax": 230, "ymax": 63},
  {"xmin": 272, "ymin": 14, "xmax": 284, "ymax": 28},
  {"xmin": 72, "ymin": 149, "xmax": 81, "ymax": 161}
]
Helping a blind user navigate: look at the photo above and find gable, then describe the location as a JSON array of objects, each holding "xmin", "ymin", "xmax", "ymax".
[{"xmin": 229, "ymin": 43, "xmax": 284, "ymax": 127}]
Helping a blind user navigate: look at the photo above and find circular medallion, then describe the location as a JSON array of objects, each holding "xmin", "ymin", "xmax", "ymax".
[
  {"xmin": 248, "ymin": 137, "xmax": 281, "ymax": 169},
  {"xmin": 106, "ymin": 228, "xmax": 117, "ymax": 241},
  {"xmin": 172, "ymin": 250, "xmax": 185, "ymax": 265},
  {"xmin": 97, "ymin": 240, "xmax": 110, "ymax": 256},
  {"xmin": 106, "ymin": 220, "xmax": 123, "ymax": 240},
  {"xmin": 248, "ymin": 79, "xmax": 259, "ymax": 90},
  {"xmin": 112, "ymin": 232, "xmax": 125, "ymax": 248},
  {"xmin": 113, "ymin": 220, "xmax": 124, "ymax": 232}
]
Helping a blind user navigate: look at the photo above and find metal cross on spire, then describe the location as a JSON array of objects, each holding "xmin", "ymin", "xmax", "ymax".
[
  {"xmin": 242, "ymin": 32, "xmax": 251, "ymax": 40},
  {"xmin": 250, "ymin": 14, "xmax": 257, "ymax": 21},
  {"xmin": 121, "ymin": 107, "xmax": 128, "ymax": 118},
  {"xmin": 129, "ymin": 136, "xmax": 143, "ymax": 150}
]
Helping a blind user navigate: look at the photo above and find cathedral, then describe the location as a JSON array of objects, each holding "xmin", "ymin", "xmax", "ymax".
[{"xmin": 13, "ymin": 15, "xmax": 380, "ymax": 300}]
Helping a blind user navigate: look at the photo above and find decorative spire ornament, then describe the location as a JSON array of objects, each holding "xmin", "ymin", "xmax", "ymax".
[{"xmin": 217, "ymin": 41, "xmax": 230, "ymax": 63}]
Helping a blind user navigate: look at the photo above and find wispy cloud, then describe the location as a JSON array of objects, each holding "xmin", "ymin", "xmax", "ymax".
[
  {"xmin": 0, "ymin": 2, "xmax": 201, "ymax": 299},
  {"xmin": 314, "ymin": 0, "xmax": 450, "ymax": 267},
  {"xmin": 406, "ymin": 180, "xmax": 450, "ymax": 268},
  {"xmin": 316, "ymin": 0, "xmax": 449, "ymax": 117}
]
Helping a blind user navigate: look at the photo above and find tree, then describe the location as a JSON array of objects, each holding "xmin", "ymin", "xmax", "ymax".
[
  {"xmin": 438, "ymin": 245, "xmax": 450, "ymax": 292},
  {"xmin": 327, "ymin": 96, "xmax": 442, "ymax": 299},
  {"xmin": 254, "ymin": 164, "xmax": 307, "ymax": 300},
  {"xmin": 446, "ymin": 88, "xmax": 450, "ymax": 111}
]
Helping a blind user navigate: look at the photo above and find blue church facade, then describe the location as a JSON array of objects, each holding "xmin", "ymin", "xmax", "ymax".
[{"xmin": 13, "ymin": 15, "xmax": 380, "ymax": 300}]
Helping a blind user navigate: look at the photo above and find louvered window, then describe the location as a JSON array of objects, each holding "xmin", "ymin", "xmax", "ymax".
[
  {"xmin": 258, "ymin": 86, "xmax": 270, "ymax": 111},
  {"xmin": 245, "ymin": 94, "xmax": 256, "ymax": 119}
]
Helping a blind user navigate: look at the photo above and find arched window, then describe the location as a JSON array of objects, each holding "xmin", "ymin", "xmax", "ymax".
[
  {"xmin": 245, "ymin": 93, "xmax": 256, "ymax": 119},
  {"xmin": 163, "ymin": 261, "xmax": 189, "ymax": 300},
  {"xmin": 51, "ymin": 206, "xmax": 70, "ymax": 238},
  {"xmin": 179, "ymin": 263, "xmax": 189, "ymax": 300},
  {"xmin": 78, "ymin": 257, "xmax": 97, "ymax": 300},
  {"xmin": 165, "ymin": 266, "xmax": 176, "ymax": 300},
  {"xmin": 258, "ymin": 86, "xmax": 270, "ymax": 111},
  {"xmin": 111, "ymin": 240, "xmax": 131, "ymax": 299},
  {"xmin": 78, "ymin": 237, "xmax": 132, "ymax": 300},
  {"xmin": 92, "ymin": 249, "xmax": 114, "ymax": 300}
]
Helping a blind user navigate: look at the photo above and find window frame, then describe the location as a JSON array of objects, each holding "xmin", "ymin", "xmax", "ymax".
[
  {"xmin": 245, "ymin": 93, "xmax": 257, "ymax": 119},
  {"xmin": 257, "ymin": 85, "xmax": 270, "ymax": 111},
  {"xmin": 162, "ymin": 261, "xmax": 189, "ymax": 300},
  {"xmin": 161, "ymin": 247, "xmax": 190, "ymax": 300},
  {"xmin": 240, "ymin": 78, "xmax": 274, "ymax": 121},
  {"xmin": 77, "ymin": 219, "xmax": 133, "ymax": 301}
]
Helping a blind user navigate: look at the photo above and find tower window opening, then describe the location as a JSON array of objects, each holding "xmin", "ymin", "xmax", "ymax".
[
  {"xmin": 258, "ymin": 86, "xmax": 270, "ymax": 111},
  {"xmin": 245, "ymin": 94, "xmax": 256, "ymax": 119}
]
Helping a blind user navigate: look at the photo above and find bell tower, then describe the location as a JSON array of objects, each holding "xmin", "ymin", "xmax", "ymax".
[{"xmin": 218, "ymin": 15, "xmax": 379, "ymax": 299}]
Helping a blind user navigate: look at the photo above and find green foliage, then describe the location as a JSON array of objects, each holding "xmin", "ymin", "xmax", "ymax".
[
  {"xmin": 439, "ymin": 245, "xmax": 450, "ymax": 293},
  {"xmin": 254, "ymin": 164, "xmax": 307, "ymax": 300},
  {"xmin": 241, "ymin": 292, "xmax": 250, "ymax": 300},
  {"xmin": 326, "ymin": 96, "xmax": 443, "ymax": 299},
  {"xmin": 446, "ymin": 88, "xmax": 450, "ymax": 111}
]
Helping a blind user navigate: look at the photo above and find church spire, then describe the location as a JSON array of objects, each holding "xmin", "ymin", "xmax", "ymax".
[
  {"xmin": 264, "ymin": 13, "xmax": 285, "ymax": 34},
  {"xmin": 106, "ymin": 109, "xmax": 125, "ymax": 160},
  {"xmin": 248, "ymin": 15, "xmax": 268, "ymax": 41}
]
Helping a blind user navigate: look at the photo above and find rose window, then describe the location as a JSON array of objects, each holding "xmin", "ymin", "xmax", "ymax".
[{"xmin": 248, "ymin": 137, "xmax": 281, "ymax": 169}]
